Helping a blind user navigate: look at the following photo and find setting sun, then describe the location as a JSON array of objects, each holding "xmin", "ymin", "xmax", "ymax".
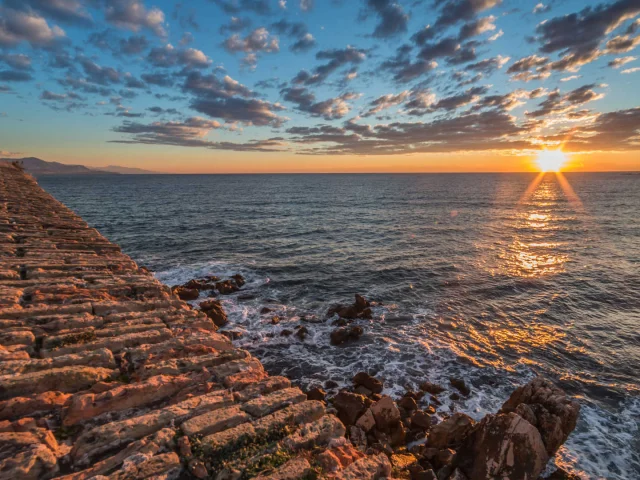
[{"xmin": 536, "ymin": 150, "xmax": 568, "ymax": 172}]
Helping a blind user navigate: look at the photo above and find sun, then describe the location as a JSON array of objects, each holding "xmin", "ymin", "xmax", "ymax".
[{"xmin": 536, "ymin": 149, "xmax": 568, "ymax": 172}]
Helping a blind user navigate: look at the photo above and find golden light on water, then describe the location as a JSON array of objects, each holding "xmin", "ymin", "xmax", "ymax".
[{"xmin": 536, "ymin": 149, "xmax": 568, "ymax": 172}]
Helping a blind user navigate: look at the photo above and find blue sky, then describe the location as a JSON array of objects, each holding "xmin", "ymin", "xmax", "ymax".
[{"xmin": 0, "ymin": 0, "xmax": 639, "ymax": 172}]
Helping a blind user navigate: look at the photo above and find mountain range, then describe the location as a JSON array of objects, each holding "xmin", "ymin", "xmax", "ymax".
[{"xmin": 0, "ymin": 157, "xmax": 158, "ymax": 176}]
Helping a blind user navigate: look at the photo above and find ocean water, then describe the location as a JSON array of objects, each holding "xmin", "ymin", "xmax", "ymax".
[{"xmin": 39, "ymin": 172, "xmax": 640, "ymax": 479}]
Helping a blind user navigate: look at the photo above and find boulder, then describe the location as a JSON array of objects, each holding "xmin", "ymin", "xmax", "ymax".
[
  {"xmin": 173, "ymin": 286, "xmax": 199, "ymax": 301},
  {"xmin": 410, "ymin": 410, "xmax": 432, "ymax": 430},
  {"xmin": 420, "ymin": 382, "xmax": 445, "ymax": 395},
  {"xmin": 370, "ymin": 396, "xmax": 401, "ymax": 432},
  {"xmin": 327, "ymin": 294, "xmax": 373, "ymax": 320},
  {"xmin": 215, "ymin": 280, "xmax": 239, "ymax": 295},
  {"xmin": 449, "ymin": 378, "xmax": 471, "ymax": 396},
  {"xmin": 332, "ymin": 391, "xmax": 368, "ymax": 426},
  {"xmin": 427, "ymin": 413, "xmax": 475, "ymax": 448},
  {"xmin": 499, "ymin": 376, "xmax": 580, "ymax": 456},
  {"xmin": 398, "ymin": 395, "xmax": 417, "ymax": 411},
  {"xmin": 306, "ymin": 386, "xmax": 326, "ymax": 402},
  {"xmin": 457, "ymin": 412, "xmax": 549, "ymax": 480},
  {"xmin": 330, "ymin": 326, "xmax": 364, "ymax": 346},
  {"xmin": 231, "ymin": 274, "xmax": 246, "ymax": 288},
  {"xmin": 353, "ymin": 372, "xmax": 383, "ymax": 394}
]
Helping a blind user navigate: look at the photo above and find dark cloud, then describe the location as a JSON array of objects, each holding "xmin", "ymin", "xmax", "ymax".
[
  {"xmin": 271, "ymin": 20, "xmax": 316, "ymax": 52},
  {"xmin": 605, "ymin": 34, "xmax": 640, "ymax": 53},
  {"xmin": 123, "ymin": 74, "xmax": 145, "ymax": 89},
  {"xmin": 282, "ymin": 86, "xmax": 359, "ymax": 119},
  {"xmin": 220, "ymin": 16, "xmax": 252, "ymax": 34},
  {"xmin": 0, "ymin": 53, "xmax": 31, "ymax": 70},
  {"xmin": 183, "ymin": 71, "xmax": 286, "ymax": 127},
  {"xmin": 223, "ymin": 27, "xmax": 279, "ymax": 53},
  {"xmin": 147, "ymin": 106, "xmax": 179, "ymax": 115},
  {"xmin": 112, "ymin": 117, "xmax": 286, "ymax": 151},
  {"xmin": 535, "ymin": 0, "xmax": 640, "ymax": 71},
  {"xmin": 506, "ymin": 54, "xmax": 550, "ymax": 81},
  {"xmin": 362, "ymin": 90, "xmax": 409, "ymax": 117},
  {"xmin": 417, "ymin": 37, "xmax": 479, "ymax": 65},
  {"xmin": 147, "ymin": 45, "xmax": 211, "ymax": 68},
  {"xmin": 103, "ymin": 0, "xmax": 167, "ymax": 37},
  {"xmin": 3, "ymin": 0, "xmax": 93, "ymax": 27},
  {"xmin": 561, "ymin": 107, "xmax": 640, "ymax": 151},
  {"xmin": 526, "ymin": 83, "xmax": 604, "ymax": 117},
  {"xmin": 433, "ymin": 0, "xmax": 502, "ymax": 30},
  {"xmin": 120, "ymin": 35, "xmax": 149, "ymax": 55},
  {"xmin": 0, "ymin": 7, "xmax": 67, "ymax": 49},
  {"xmin": 458, "ymin": 16, "xmax": 496, "ymax": 40},
  {"xmin": 79, "ymin": 57, "xmax": 120, "ymax": 85},
  {"xmin": 293, "ymin": 46, "xmax": 367, "ymax": 85},
  {"xmin": 411, "ymin": 26, "xmax": 435, "ymax": 46},
  {"xmin": 414, "ymin": 85, "xmax": 488, "ymax": 113},
  {"xmin": 141, "ymin": 72, "xmax": 173, "ymax": 87},
  {"xmin": 380, "ymin": 44, "xmax": 438, "ymax": 83},
  {"xmin": 607, "ymin": 56, "xmax": 637, "ymax": 68},
  {"xmin": 0, "ymin": 70, "xmax": 32, "ymax": 82},
  {"xmin": 364, "ymin": 0, "xmax": 409, "ymax": 38},
  {"xmin": 465, "ymin": 55, "xmax": 509, "ymax": 74}
]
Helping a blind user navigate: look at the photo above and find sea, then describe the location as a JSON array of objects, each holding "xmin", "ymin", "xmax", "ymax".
[{"xmin": 39, "ymin": 172, "xmax": 640, "ymax": 480}]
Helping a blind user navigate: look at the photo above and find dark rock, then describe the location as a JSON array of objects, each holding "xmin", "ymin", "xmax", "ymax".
[
  {"xmin": 306, "ymin": 386, "xmax": 326, "ymax": 402},
  {"xmin": 415, "ymin": 469, "xmax": 437, "ymax": 480},
  {"xmin": 450, "ymin": 393, "xmax": 460, "ymax": 401},
  {"xmin": 198, "ymin": 299, "xmax": 228, "ymax": 327},
  {"xmin": 260, "ymin": 307, "xmax": 272, "ymax": 314},
  {"xmin": 457, "ymin": 412, "xmax": 548, "ymax": 480},
  {"xmin": 399, "ymin": 396, "xmax": 418, "ymax": 411},
  {"xmin": 327, "ymin": 294, "xmax": 373, "ymax": 320},
  {"xmin": 270, "ymin": 316, "xmax": 280, "ymax": 325},
  {"xmin": 231, "ymin": 274, "xmax": 245, "ymax": 287},
  {"xmin": 546, "ymin": 467, "xmax": 583, "ymax": 480},
  {"xmin": 325, "ymin": 380, "xmax": 339, "ymax": 389},
  {"xmin": 220, "ymin": 330, "xmax": 243, "ymax": 340},
  {"xmin": 420, "ymin": 382, "xmax": 445, "ymax": 395},
  {"xmin": 332, "ymin": 391, "xmax": 368, "ymax": 426},
  {"xmin": 449, "ymin": 378, "xmax": 471, "ymax": 396},
  {"xmin": 370, "ymin": 396, "xmax": 401, "ymax": 432},
  {"xmin": 330, "ymin": 326, "xmax": 363, "ymax": 345},
  {"xmin": 295, "ymin": 326, "xmax": 309, "ymax": 340},
  {"xmin": 436, "ymin": 465, "xmax": 453, "ymax": 480},
  {"xmin": 354, "ymin": 385, "xmax": 373, "ymax": 397},
  {"xmin": 427, "ymin": 413, "xmax": 475, "ymax": 448},
  {"xmin": 499, "ymin": 376, "xmax": 580, "ymax": 456},
  {"xmin": 215, "ymin": 280, "xmax": 239, "ymax": 295},
  {"xmin": 280, "ymin": 329, "xmax": 293, "ymax": 337},
  {"xmin": 184, "ymin": 277, "xmax": 218, "ymax": 291},
  {"xmin": 436, "ymin": 448, "xmax": 456, "ymax": 467},
  {"xmin": 410, "ymin": 410, "xmax": 432, "ymax": 430},
  {"xmin": 353, "ymin": 372, "xmax": 384, "ymax": 394},
  {"xmin": 173, "ymin": 286, "xmax": 199, "ymax": 301}
]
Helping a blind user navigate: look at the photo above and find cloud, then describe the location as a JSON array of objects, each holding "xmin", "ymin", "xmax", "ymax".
[
  {"xmin": 300, "ymin": 0, "xmax": 314, "ymax": 12},
  {"xmin": 183, "ymin": 71, "xmax": 286, "ymax": 127},
  {"xmin": 605, "ymin": 34, "xmax": 640, "ymax": 53},
  {"xmin": 362, "ymin": 91, "xmax": 410, "ymax": 117},
  {"xmin": 270, "ymin": 20, "xmax": 316, "ymax": 52},
  {"xmin": 533, "ymin": 3, "xmax": 550, "ymax": 14},
  {"xmin": 465, "ymin": 55, "xmax": 509, "ymax": 74},
  {"xmin": 560, "ymin": 107, "xmax": 640, "ymax": 151},
  {"xmin": 141, "ymin": 72, "xmax": 173, "ymax": 87},
  {"xmin": 426, "ymin": 85, "xmax": 488, "ymax": 112},
  {"xmin": 506, "ymin": 54, "xmax": 550, "ymax": 81},
  {"xmin": 293, "ymin": 46, "xmax": 367, "ymax": 85},
  {"xmin": 79, "ymin": 57, "xmax": 121, "ymax": 85},
  {"xmin": 148, "ymin": 44, "xmax": 212, "ymax": 68},
  {"xmin": 0, "ymin": 7, "xmax": 66, "ymax": 48},
  {"xmin": 282, "ymin": 86, "xmax": 359, "ymax": 119},
  {"xmin": 224, "ymin": 27, "xmax": 279, "ymax": 66},
  {"xmin": 418, "ymin": 36, "xmax": 479, "ymax": 65},
  {"xmin": 364, "ymin": 0, "xmax": 409, "ymax": 38},
  {"xmin": 112, "ymin": 117, "xmax": 286, "ymax": 151},
  {"xmin": 535, "ymin": 0, "xmax": 640, "ymax": 71},
  {"xmin": 381, "ymin": 45, "xmax": 438, "ymax": 83},
  {"xmin": 458, "ymin": 16, "xmax": 496, "ymax": 40},
  {"xmin": 621, "ymin": 66, "xmax": 640, "ymax": 73},
  {"xmin": 220, "ymin": 16, "xmax": 252, "ymax": 34},
  {"xmin": 0, "ymin": 70, "xmax": 32, "ymax": 82},
  {"xmin": 608, "ymin": 55, "xmax": 637, "ymax": 68},
  {"xmin": 433, "ymin": 0, "xmax": 502, "ymax": 30},
  {"xmin": 120, "ymin": 35, "xmax": 149, "ymax": 55},
  {"xmin": 40, "ymin": 90, "xmax": 67, "ymax": 101},
  {"xmin": 103, "ymin": 0, "xmax": 166, "ymax": 37},
  {"xmin": 58, "ymin": 75, "xmax": 112, "ymax": 95},
  {"xmin": 4, "ymin": 0, "xmax": 92, "ymax": 26},
  {"xmin": 526, "ymin": 83, "xmax": 605, "ymax": 117},
  {"xmin": 211, "ymin": 0, "xmax": 272, "ymax": 16},
  {"xmin": 0, "ymin": 53, "xmax": 31, "ymax": 70},
  {"xmin": 291, "ymin": 33, "xmax": 316, "ymax": 52},
  {"xmin": 560, "ymin": 75, "xmax": 580, "ymax": 82}
]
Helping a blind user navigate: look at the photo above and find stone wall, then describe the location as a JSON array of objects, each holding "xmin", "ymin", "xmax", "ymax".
[{"xmin": 0, "ymin": 163, "xmax": 391, "ymax": 479}]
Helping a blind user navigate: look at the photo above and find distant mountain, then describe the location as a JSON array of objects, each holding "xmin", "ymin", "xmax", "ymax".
[
  {"xmin": 0, "ymin": 157, "xmax": 157, "ymax": 176},
  {"xmin": 94, "ymin": 165, "xmax": 158, "ymax": 174},
  {"xmin": 0, "ymin": 157, "xmax": 112, "ymax": 176}
]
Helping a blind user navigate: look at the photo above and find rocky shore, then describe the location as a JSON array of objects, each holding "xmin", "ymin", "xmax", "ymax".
[{"xmin": 0, "ymin": 162, "xmax": 581, "ymax": 479}]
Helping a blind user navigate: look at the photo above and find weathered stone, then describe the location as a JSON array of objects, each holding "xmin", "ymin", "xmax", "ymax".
[
  {"xmin": 233, "ymin": 376, "xmax": 291, "ymax": 402},
  {"xmin": 203, "ymin": 423, "xmax": 256, "ymax": 451},
  {"xmin": 108, "ymin": 452, "xmax": 182, "ymax": 479},
  {"xmin": 253, "ymin": 401, "xmax": 325, "ymax": 435},
  {"xmin": 181, "ymin": 406, "xmax": 250, "ymax": 437},
  {"xmin": 254, "ymin": 456, "xmax": 311, "ymax": 479},
  {"xmin": 391, "ymin": 453, "xmax": 417, "ymax": 470},
  {"xmin": 199, "ymin": 299, "xmax": 228, "ymax": 327},
  {"xmin": 355, "ymin": 408, "xmax": 376, "ymax": 432},
  {"xmin": 410, "ymin": 410, "xmax": 432, "ymax": 430},
  {"xmin": 419, "ymin": 382, "xmax": 445, "ymax": 395},
  {"xmin": 457, "ymin": 412, "xmax": 549, "ymax": 480},
  {"xmin": 306, "ymin": 386, "xmax": 326, "ymax": 402},
  {"xmin": 282, "ymin": 415, "xmax": 346, "ymax": 450},
  {"xmin": 63, "ymin": 374, "xmax": 193, "ymax": 426},
  {"xmin": 449, "ymin": 378, "xmax": 471, "ymax": 396},
  {"xmin": 0, "ymin": 348, "xmax": 115, "ymax": 376},
  {"xmin": 353, "ymin": 372, "xmax": 383, "ymax": 394},
  {"xmin": 332, "ymin": 391, "xmax": 368, "ymax": 426},
  {"xmin": 334, "ymin": 452, "xmax": 392, "ymax": 479},
  {"xmin": 370, "ymin": 395, "xmax": 401, "ymax": 432},
  {"xmin": 427, "ymin": 413, "xmax": 475, "ymax": 448},
  {"xmin": 330, "ymin": 326, "xmax": 364, "ymax": 345},
  {"xmin": 0, "ymin": 366, "xmax": 114, "ymax": 400},
  {"xmin": 241, "ymin": 387, "xmax": 306, "ymax": 417},
  {"xmin": 0, "ymin": 391, "xmax": 70, "ymax": 420}
]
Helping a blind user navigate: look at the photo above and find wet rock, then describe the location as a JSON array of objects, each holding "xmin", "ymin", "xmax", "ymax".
[
  {"xmin": 325, "ymin": 380, "xmax": 339, "ymax": 389},
  {"xmin": 271, "ymin": 316, "xmax": 280, "ymax": 325},
  {"xmin": 332, "ymin": 391, "xmax": 368, "ymax": 426},
  {"xmin": 327, "ymin": 294, "xmax": 373, "ymax": 320},
  {"xmin": 427, "ymin": 413, "xmax": 475, "ymax": 448},
  {"xmin": 306, "ymin": 386, "xmax": 327, "ymax": 402},
  {"xmin": 354, "ymin": 385, "xmax": 373, "ymax": 397},
  {"xmin": 415, "ymin": 469, "xmax": 437, "ymax": 480},
  {"xmin": 199, "ymin": 299, "xmax": 228, "ymax": 327},
  {"xmin": 399, "ymin": 396, "xmax": 418, "ymax": 411},
  {"xmin": 330, "ymin": 325, "xmax": 364, "ymax": 345},
  {"xmin": 410, "ymin": 410, "xmax": 433, "ymax": 430},
  {"xmin": 173, "ymin": 286, "xmax": 199, "ymax": 301},
  {"xmin": 215, "ymin": 280, "xmax": 239, "ymax": 295},
  {"xmin": 221, "ymin": 330, "xmax": 244, "ymax": 340},
  {"xmin": 260, "ymin": 307, "xmax": 272, "ymax": 314},
  {"xmin": 183, "ymin": 277, "xmax": 218, "ymax": 291},
  {"xmin": 231, "ymin": 274, "xmax": 245, "ymax": 288},
  {"xmin": 449, "ymin": 378, "xmax": 471, "ymax": 396},
  {"xmin": 355, "ymin": 408, "xmax": 376, "ymax": 432},
  {"xmin": 457, "ymin": 412, "xmax": 549, "ymax": 480},
  {"xmin": 353, "ymin": 372, "xmax": 383, "ymax": 394},
  {"xmin": 295, "ymin": 326, "xmax": 309, "ymax": 340},
  {"xmin": 499, "ymin": 376, "xmax": 580, "ymax": 456},
  {"xmin": 280, "ymin": 329, "xmax": 293, "ymax": 337},
  {"xmin": 370, "ymin": 396, "xmax": 401, "ymax": 432},
  {"xmin": 420, "ymin": 382, "xmax": 445, "ymax": 395},
  {"xmin": 546, "ymin": 467, "xmax": 583, "ymax": 479}
]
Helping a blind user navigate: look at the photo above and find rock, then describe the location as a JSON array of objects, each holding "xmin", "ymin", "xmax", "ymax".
[
  {"xmin": 427, "ymin": 413, "xmax": 475, "ymax": 448},
  {"xmin": 353, "ymin": 372, "xmax": 383, "ymax": 394},
  {"xmin": 332, "ymin": 391, "xmax": 368, "ymax": 426},
  {"xmin": 271, "ymin": 316, "xmax": 280, "ymax": 325},
  {"xmin": 546, "ymin": 467, "xmax": 583, "ymax": 479},
  {"xmin": 282, "ymin": 415, "xmax": 346, "ymax": 451},
  {"xmin": 280, "ymin": 329, "xmax": 293, "ymax": 337},
  {"xmin": 420, "ymin": 382, "xmax": 445, "ymax": 395},
  {"xmin": 306, "ymin": 386, "xmax": 327, "ymax": 402},
  {"xmin": 295, "ymin": 326, "xmax": 309, "ymax": 340},
  {"xmin": 349, "ymin": 425, "xmax": 368, "ymax": 451},
  {"xmin": 199, "ymin": 299, "xmax": 228, "ymax": 327},
  {"xmin": 355, "ymin": 408, "xmax": 376, "ymax": 432},
  {"xmin": 260, "ymin": 307, "xmax": 272, "ymax": 314},
  {"xmin": 337, "ymin": 452, "xmax": 391, "ymax": 479},
  {"xmin": 215, "ymin": 280, "xmax": 239, "ymax": 295},
  {"xmin": 399, "ymin": 396, "xmax": 418, "ymax": 411},
  {"xmin": 181, "ymin": 406, "xmax": 250, "ymax": 437},
  {"xmin": 231, "ymin": 274, "xmax": 245, "ymax": 288},
  {"xmin": 183, "ymin": 278, "xmax": 218, "ymax": 291},
  {"xmin": 221, "ymin": 330, "xmax": 243, "ymax": 340},
  {"xmin": 327, "ymin": 294, "xmax": 373, "ymax": 320},
  {"xmin": 241, "ymin": 387, "xmax": 306, "ymax": 417},
  {"xmin": 457, "ymin": 412, "xmax": 549, "ymax": 480},
  {"xmin": 391, "ymin": 453, "xmax": 417, "ymax": 470},
  {"xmin": 354, "ymin": 385, "xmax": 372, "ymax": 397},
  {"xmin": 449, "ymin": 378, "xmax": 470, "ymax": 396},
  {"xmin": 325, "ymin": 380, "xmax": 339, "ymax": 389},
  {"xmin": 436, "ymin": 448, "xmax": 456, "ymax": 467},
  {"xmin": 410, "ymin": 410, "xmax": 432, "ymax": 430},
  {"xmin": 370, "ymin": 396, "xmax": 401, "ymax": 432},
  {"xmin": 499, "ymin": 376, "xmax": 580, "ymax": 456},
  {"xmin": 448, "ymin": 468, "xmax": 468, "ymax": 480},
  {"xmin": 415, "ymin": 469, "xmax": 437, "ymax": 480},
  {"xmin": 255, "ymin": 456, "xmax": 311, "ymax": 479},
  {"xmin": 173, "ymin": 286, "xmax": 199, "ymax": 301},
  {"xmin": 0, "ymin": 391, "xmax": 70, "ymax": 421},
  {"xmin": 330, "ymin": 326, "xmax": 364, "ymax": 345}
]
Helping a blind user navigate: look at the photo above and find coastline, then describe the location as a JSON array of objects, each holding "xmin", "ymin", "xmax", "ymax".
[{"xmin": 0, "ymin": 162, "xmax": 582, "ymax": 479}]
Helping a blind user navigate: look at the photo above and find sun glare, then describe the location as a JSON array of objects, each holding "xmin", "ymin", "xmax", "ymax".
[{"xmin": 536, "ymin": 150, "xmax": 568, "ymax": 172}]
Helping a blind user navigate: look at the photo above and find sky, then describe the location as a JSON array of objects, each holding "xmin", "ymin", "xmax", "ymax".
[{"xmin": 0, "ymin": 0, "xmax": 639, "ymax": 173}]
